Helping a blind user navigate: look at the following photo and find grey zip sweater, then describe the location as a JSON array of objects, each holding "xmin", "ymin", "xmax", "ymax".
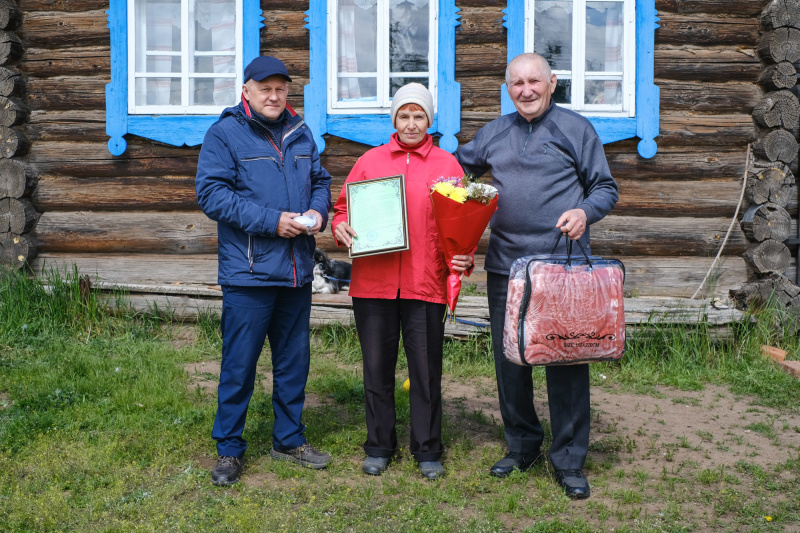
[{"xmin": 455, "ymin": 101, "xmax": 619, "ymax": 275}]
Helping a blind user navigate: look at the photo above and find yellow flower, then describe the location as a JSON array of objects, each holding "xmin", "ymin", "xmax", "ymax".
[
  {"xmin": 432, "ymin": 182, "xmax": 456, "ymax": 196},
  {"xmin": 765, "ymin": 516, "xmax": 772, "ymax": 522},
  {"xmin": 448, "ymin": 187, "xmax": 469, "ymax": 203}
]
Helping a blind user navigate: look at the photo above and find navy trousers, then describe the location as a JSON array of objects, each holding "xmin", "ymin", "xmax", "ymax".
[
  {"xmin": 487, "ymin": 272, "xmax": 591, "ymax": 470},
  {"xmin": 212, "ymin": 284, "xmax": 312, "ymax": 458},
  {"xmin": 352, "ymin": 297, "xmax": 446, "ymax": 462}
]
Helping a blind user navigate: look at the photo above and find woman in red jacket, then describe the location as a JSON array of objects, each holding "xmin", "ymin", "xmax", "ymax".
[{"xmin": 332, "ymin": 83, "xmax": 473, "ymax": 480}]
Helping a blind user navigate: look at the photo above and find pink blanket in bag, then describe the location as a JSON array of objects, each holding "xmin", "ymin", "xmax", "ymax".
[{"xmin": 503, "ymin": 261, "xmax": 625, "ymax": 366}]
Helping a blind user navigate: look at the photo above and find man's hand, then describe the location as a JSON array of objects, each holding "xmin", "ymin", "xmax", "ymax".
[
  {"xmin": 303, "ymin": 209, "xmax": 323, "ymax": 235},
  {"xmin": 450, "ymin": 254, "xmax": 473, "ymax": 273},
  {"xmin": 556, "ymin": 208, "xmax": 588, "ymax": 240},
  {"xmin": 333, "ymin": 221, "xmax": 357, "ymax": 247},
  {"xmin": 276, "ymin": 212, "xmax": 306, "ymax": 238}
]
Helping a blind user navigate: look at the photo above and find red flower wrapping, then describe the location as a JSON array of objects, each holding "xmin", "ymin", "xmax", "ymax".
[{"xmin": 430, "ymin": 191, "xmax": 498, "ymax": 316}]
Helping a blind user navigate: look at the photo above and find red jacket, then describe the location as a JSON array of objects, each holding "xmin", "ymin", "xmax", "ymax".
[{"xmin": 332, "ymin": 134, "xmax": 468, "ymax": 303}]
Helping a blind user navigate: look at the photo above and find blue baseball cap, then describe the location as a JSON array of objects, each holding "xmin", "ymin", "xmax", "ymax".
[{"xmin": 243, "ymin": 56, "xmax": 292, "ymax": 83}]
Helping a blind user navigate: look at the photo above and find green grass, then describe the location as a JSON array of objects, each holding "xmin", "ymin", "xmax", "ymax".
[{"xmin": 1, "ymin": 268, "xmax": 800, "ymax": 531}]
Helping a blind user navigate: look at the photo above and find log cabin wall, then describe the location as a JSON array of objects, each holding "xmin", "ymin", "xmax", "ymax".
[{"xmin": 5, "ymin": 0, "xmax": 785, "ymax": 299}]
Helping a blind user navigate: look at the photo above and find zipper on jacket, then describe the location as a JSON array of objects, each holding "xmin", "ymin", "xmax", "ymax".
[
  {"xmin": 241, "ymin": 156, "xmax": 279, "ymax": 163},
  {"xmin": 521, "ymin": 122, "xmax": 533, "ymax": 155},
  {"xmin": 294, "ymin": 154, "xmax": 311, "ymax": 168},
  {"xmin": 291, "ymin": 246, "xmax": 298, "ymax": 287},
  {"xmin": 248, "ymin": 235, "xmax": 254, "ymax": 273}
]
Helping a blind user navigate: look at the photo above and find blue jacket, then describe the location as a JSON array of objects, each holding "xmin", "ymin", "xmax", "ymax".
[{"xmin": 196, "ymin": 100, "xmax": 331, "ymax": 287}]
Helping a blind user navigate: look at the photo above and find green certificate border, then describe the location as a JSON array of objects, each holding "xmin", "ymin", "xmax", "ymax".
[{"xmin": 346, "ymin": 175, "xmax": 409, "ymax": 258}]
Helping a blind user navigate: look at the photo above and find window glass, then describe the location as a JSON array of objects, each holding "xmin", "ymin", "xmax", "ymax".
[
  {"xmin": 533, "ymin": 1, "xmax": 572, "ymax": 71},
  {"xmin": 585, "ymin": 1, "xmax": 623, "ymax": 72}
]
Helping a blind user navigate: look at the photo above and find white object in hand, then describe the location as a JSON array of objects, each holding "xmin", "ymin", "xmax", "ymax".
[{"xmin": 293, "ymin": 215, "xmax": 317, "ymax": 229}]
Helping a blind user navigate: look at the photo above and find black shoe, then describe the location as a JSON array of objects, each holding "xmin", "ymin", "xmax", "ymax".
[
  {"xmin": 554, "ymin": 469, "xmax": 591, "ymax": 499},
  {"xmin": 270, "ymin": 442, "xmax": 333, "ymax": 469},
  {"xmin": 418, "ymin": 460, "xmax": 444, "ymax": 480},
  {"xmin": 211, "ymin": 455, "xmax": 241, "ymax": 486},
  {"xmin": 362, "ymin": 456, "xmax": 390, "ymax": 476},
  {"xmin": 490, "ymin": 451, "xmax": 543, "ymax": 478}
]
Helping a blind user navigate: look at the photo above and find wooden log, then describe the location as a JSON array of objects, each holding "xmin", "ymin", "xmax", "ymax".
[
  {"xmin": 743, "ymin": 239, "xmax": 792, "ymax": 274},
  {"xmin": 0, "ymin": 197, "xmax": 37, "ymax": 233},
  {"xmin": 746, "ymin": 164, "xmax": 796, "ymax": 207},
  {"xmin": 19, "ymin": 0, "xmax": 108, "ymax": 11},
  {"xmin": 0, "ymin": 30, "xmax": 23, "ymax": 64},
  {"xmin": 655, "ymin": 0, "xmax": 767, "ymax": 17},
  {"xmin": 456, "ymin": 43, "xmax": 509, "ymax": 77},
  {"xmin": 740, "ymin": 203, "xmax": 792, "ymax": 242},
  {"xmin": 730, "ymin": 273, "xmax": 800, "ymax": 310},
  {"xmin": 19, "ymin": 10, "xmax": 110, "ymax": 49},
  {"xmin": 0, "ymin": 95, "xmax": 26, "ymax": 127},
  {"xmin": 758, "ymin": 27, "xmax": 800, "ymax": 63},
  {"xmin": 753, "ymin": 129, "xmax": 799, "ymax": 164},
  {"xmin": 0, "ymin": 158, "xmax": 36, "ymax": 198},
  {"xmin": 753, "ymin": 90, "xmax": 800, "ymax": 130},
  {"xmin": 606, "ymin": 148, "xmax": 747, "ymax": 181},
  {"xmin": 0, "ymin": 231, "xmax": 36, "ymax": 269},
  {"xmin": 31, "ymin": 211, "xmax": 750, "ymax": 258},
  {"xmin": 0, "ymin": 1, "xmax": 22, "ymax": 31},
  {"xmin": 654, "ymin": 46, "xmax": 761, "ymax": 82},
  {"xmin": 0, "ymin": 66, "xmax": 22, "ymax": 96},
  {"xmin": 22, "ymin": 78, "xmax": 106, "ymax": 112},
  {"xmin": 32, "ymin": 175, "xmax": 197, "ymax": 211},
  {"xmin": 656, "ymin": 113, "xmax": 757, "ymax": 146},
  {"xmin": 23, "ymin": 110, "xmax": 108, "ymax": 143},
  {"xmin": 614, "ymin": 179, "xmax": 745, "ymax": 218},
  {"xmin": 455, "ymin": 7, "xmax": 508, "ymax": 46},
  {"xmin": 757, "ymin": 61, "xmax": 798, "ymax": 91},
  {"xmin": 760, "ymin": 0, "xmax": 800, "ymax": 32},
  {"xmin": 20, "ymin": 46, "xmax": 111, "ymax": 79},
  {"xmin": 656, "ymin": 13, "xmax": 759, "ymax": 46},
  {"xmin": 0, "ymin": 125, "xmax": 29, "ymax": 158},
  {"xmin": 657, "ymin": 80, "xmax": 762, "ymax": 113}
]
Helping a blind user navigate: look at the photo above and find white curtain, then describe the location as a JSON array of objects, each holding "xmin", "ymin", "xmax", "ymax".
[
  {"xmin": 602, "ymin": 3, "xmax": 623, "ymax": 105},
  {"xmin": 196, "ymin": 0, "xmax": 236, "ymax": 106},
  {"xmin": 145, "ymin": 1, "xmax": 179, "ymax": 105},
  {"xmin": 337, "ymin": 0, "xmax": 362, "ymax": 100}
]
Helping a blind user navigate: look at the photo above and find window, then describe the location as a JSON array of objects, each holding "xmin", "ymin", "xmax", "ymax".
[
  {"xmin": 106, "ymin": 0, "xmax": 262, "ymax": 155},
  {"xmin": 305, "ymin": 0, "xmax": 461, "ymax": 152},
  {"xmin": 502, "ymin": 0, "xmax": 659, "ymax": 158},
  {"xmin": 328, "ymin": 0, "xmax": 437, "ymax": 114}
]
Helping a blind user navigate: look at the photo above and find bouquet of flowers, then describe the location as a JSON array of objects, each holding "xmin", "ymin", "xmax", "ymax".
[{"xmin": 430, "ymin": 176, "xmax": 499, "ymax": 316}]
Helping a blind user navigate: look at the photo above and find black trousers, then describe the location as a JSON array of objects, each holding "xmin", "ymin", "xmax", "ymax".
[
  {"xmin": 352, "ymin": 296, "xmax": 446, "ymax": 462},
  {"xmin": 487, "ymin": 272, "xmax": 591, "ymax": 470}
]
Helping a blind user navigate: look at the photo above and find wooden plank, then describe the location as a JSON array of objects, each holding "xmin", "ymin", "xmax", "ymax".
[
  {"xmin": 23, "ymin": 77, "xmax": 106, "ymax": 112},
  {"xmin": 31, "ymin": 252, "xmax": 750, "ymax": 300},
  {"xmin": 19, "ymin": 0, "xmax": 109, "ymax": 11},
  {"xmin": 18, "ymin": 46, "xmax": 111, "ymax": 79}
]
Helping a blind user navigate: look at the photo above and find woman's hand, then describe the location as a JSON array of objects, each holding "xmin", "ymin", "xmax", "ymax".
[
  {"xmin": 334, "ymin": 221, "xmax": 357, "ymax": 247},
  {"xmin": 450, "ymin": 254, "xmax": 473, "ymax": 273}
]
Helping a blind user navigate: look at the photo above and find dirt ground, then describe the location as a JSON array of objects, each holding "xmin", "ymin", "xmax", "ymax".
[{"xmin": 185, "ymin": 360, "xmax": 800, "ymax": 530}]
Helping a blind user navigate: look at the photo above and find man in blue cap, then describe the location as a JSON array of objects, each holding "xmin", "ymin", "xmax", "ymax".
[{"xmin": 196, "ymin": 56, "xmax": 332, "ymax": 485}]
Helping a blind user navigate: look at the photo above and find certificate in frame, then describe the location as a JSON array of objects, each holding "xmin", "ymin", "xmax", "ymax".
[{"xmin": 346, "ymin": 174, "xmax": 409, "ymax": 258}]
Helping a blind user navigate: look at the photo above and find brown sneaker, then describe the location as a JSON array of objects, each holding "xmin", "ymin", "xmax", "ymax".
[
  {"xmin": 270, "ymin": 442, "xmax": 332, "ymax": 469},
  {"xmin": 211, "ymin": 455, "xmax": 241, "ymax": 486}
]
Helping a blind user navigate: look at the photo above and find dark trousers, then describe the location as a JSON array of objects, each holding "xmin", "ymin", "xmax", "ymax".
[
  {"xmin": 212, "ymin": 284, "xmax": 312, "ymax": 458},
  {"xmin": 487, "ymin": 272, "xmax": 591, "ymax": 470},
  {"xmin": 352, "ymin": 297, "xmax": 446, "ymax": 462}
]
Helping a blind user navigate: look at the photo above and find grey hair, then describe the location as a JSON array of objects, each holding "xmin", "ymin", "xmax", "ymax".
[{"xmin": 505, "ymin": 53, "xmax": 552, "ymax": 85}]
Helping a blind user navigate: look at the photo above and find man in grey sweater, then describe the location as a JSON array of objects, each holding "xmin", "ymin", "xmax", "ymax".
[{"xmin": 455, "ymin": 53, "xmax": 618, "ymax": 499}]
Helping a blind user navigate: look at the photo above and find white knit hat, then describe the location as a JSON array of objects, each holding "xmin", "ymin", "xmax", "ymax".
[{"xmin": 390, "ymin": 83, "xmax": 434, "ymax": 128}]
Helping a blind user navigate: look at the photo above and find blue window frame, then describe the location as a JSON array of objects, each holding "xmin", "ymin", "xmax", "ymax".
[
  {"xmin": 106, "ymin": 0, "xmax": 262, "ymax": 155},
  {"xmin": 502, "ymin": 0, "xmax": 659, "ymax": 158},
  {"xmin": 304, "ymin": 0, "xmax": 462, "ymax": 153}
]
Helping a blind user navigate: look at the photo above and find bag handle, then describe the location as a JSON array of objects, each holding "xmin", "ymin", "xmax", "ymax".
[{"xmin": 517, "ymin": 233, "xmax": 592, "ymax": 365}]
